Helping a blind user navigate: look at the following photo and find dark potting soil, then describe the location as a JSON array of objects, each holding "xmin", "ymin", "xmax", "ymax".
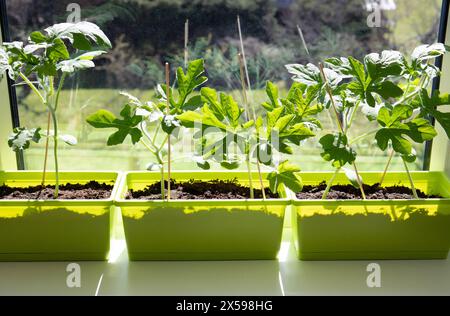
[
  {"xmin": 127, "ymin": 179, "xmax": 278, "ymax": 200},
  {"xmin": 0, "ymin": 181, "xmax": 114, "ymax": 200},
  {"xmin": 296, "ymin": 182, "xmax": 442, "ymax": 200}
]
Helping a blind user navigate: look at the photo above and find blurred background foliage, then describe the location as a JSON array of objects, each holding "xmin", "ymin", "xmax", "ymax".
[
  {"xmin": 4, "ymin": 0, "xmax": 442, "ymax": 171},
  {"xmin": 7, "ymin": 0, "xmax": 440, "ymax": 90}
]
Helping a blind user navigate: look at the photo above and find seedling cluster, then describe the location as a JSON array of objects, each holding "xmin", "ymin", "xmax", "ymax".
[
  {"xmin": 1, "ymin": 21, "xmax": 449, "ymax": 201},
  {"xmin": 0, "ymin": 21, "xmax": 111, "ymax": 198}
]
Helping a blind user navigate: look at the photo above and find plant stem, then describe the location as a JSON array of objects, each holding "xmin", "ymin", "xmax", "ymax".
[
  {"xmin": 140, "ymin": 122, "xmax": 159, "ymax": 151},
  {"xmin": 160, "ymin": 164, "xmax": 165, "ymax": 200},
  {"xmin": 165, "ymin": 62, "xmax": 172, "ymax": 201},
  {"xmin": 41, "ymin": 111, "xmax": 51, "ymax": 186},
  {"xmin": 238, "ymin": 53, "xmax": 266, "ymax": 200},
  {"xmin": 352, "ymin": 162, "xmax": 366, "ymax": 200},
  {"xmin": 152, "ymin": 123, "xmax": 161, "ymax": 145},
  {"xmin": 379, "ymin": 149, "xmax": 394, "ymax": 186},
  {"xmin": 246, "ymin": 154, "xmax": 255, "ymax": 199},
  {"xmin": 345, "ymin": 101, "xmax": 359, "ymax": 133},
  {"xmin": 318, "ymin": 62, "xmax": 366, "ymax": 200},
  {"xmin": 184, "ymin": 19, "xmax": 189, "ymax": 68},
  {"xmin": 40, "ymin": 74, "xmax": 67, "ymax": 191},
  {"xmin": 402, "ymin": 157, "xmax": 419, "ymax": 199},
  {"xmin": 139, "ymin": 139, "xmax": 156, "ymax": 155},
  {"xmin": 49, "ymin": 108, "xmax": 59, "ymax": 199},
  {"xmin": 158, "ymin": 134, "xmax": 169, "ymax": 151},
  {"xmin": 19, "ymin": 73, "xmax": 45, "ymax": 104},
  {"xmin": 322, "ymin": 168, "xmax": 340, "ymax": 200},
  {"xmin": 392, "ymin": 75, "xmax": 428, "ymax": 107},
  {"xmin": 54, "ymin": 73, "xmax": 67, "ymax": 111},
  {"xmin": 349, "ymin": 129, "xmax": 378, "ymax": 145}
]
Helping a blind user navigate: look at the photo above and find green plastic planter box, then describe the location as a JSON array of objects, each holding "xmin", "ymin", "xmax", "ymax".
[
  {"xmin": 292, "ymin": 171, "xmax": 450, "ymax": 260},
  {"xmin": 0, "ymin": 171, "xmax": 121, "ymax": 261},
  {"xmin": 117, "ymin": 171, "xmax": 288, "ymax": 261}
]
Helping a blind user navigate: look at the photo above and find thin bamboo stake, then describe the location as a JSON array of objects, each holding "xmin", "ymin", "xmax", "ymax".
[
  {"xmin": 318, "ymin": 63, "xmax": 366, "ymax": 200},
  {"xmin": 402, "ymin": 158, "xmax": 419, "ymax": 199},
  {"xmin": 184, "ymin": 19, "xmax": 189, "ymax": 68},
  {"xmin": 296, "ymin": 24, "xmax": 310, "ymax": 56},
  {"xmin": 237, "ymin": 15, "xmax": 252, "ymax": 94},
  {"xmin": 239, "ymin": 53, "xmax": 266, "ymax": 200},
  {"xmin": 165, "ymin": 62, "xmax": 172, "ymax": 201},
  {"xmin": 379, "ymin": 149, "xmax": 395, "ymax": 186}
]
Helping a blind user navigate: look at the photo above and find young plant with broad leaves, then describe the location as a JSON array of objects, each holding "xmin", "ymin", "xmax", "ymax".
[
  {"xmin": 286, "ymin": 43, "xmax": 450, "ymax": 199},
  {"xmin": 86, "ymin": 59, "xmax": 207, "ymax": 200},
  {"xmin": 177, "ymin": 80, "xmax": 318, "ymax": 198},
  {"xmin": 0, "ymin": 22, "xmax": 111, "ymax": 198}
]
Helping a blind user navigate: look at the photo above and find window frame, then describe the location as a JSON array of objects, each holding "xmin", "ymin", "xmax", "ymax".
[
  {"xmin": 0, "ymin": 0, "xmax": 448, "ymax": 172},
  {"xmin": 0, "ymin": 0, "xmax": 23, "ymax": 170}
]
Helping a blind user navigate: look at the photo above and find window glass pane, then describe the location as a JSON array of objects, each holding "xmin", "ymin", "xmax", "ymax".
[{"xmin": 5, "ymin": 0, "xmax": 442, "ymax": 171}]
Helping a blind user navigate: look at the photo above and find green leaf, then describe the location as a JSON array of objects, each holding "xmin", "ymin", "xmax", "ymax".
[
  {"xmin": 72, "ymin": 33, "xmax": 92, "ymax": 50},
  {"xmin": 35, "ymin": 61, "xmax": 57, "ymax": 77},
  {"xmin": 348, "ymin": 56, "xmax": 366, "ymax": 86},
  {"xmin": 342, "ymin": 167, "xmax": 363, "ymax": 189},
  {"xmin": 46, "ymin": 38, "xmax": 70, "ymax": 62},
  {"xmin": 192, "ymin": 155, "xmax": 210, "ymax": 170},
  {"xmin": 183, "ymin": 95, "xmax": 203, "ymax": 111},
  {"xmin": 56, "ymin": 50, "xmax": 105, "ymax": 73},
  {"xmin": 8, "ymin": 127, "xmax": 41, "ymax": 152},
  {"xmin": 265, "ymin": 81, "xmax": 279, "ymax": 109},
  {"xmin": 288, "ymin": 85, "xmax": 323, "ymax": 119},
  {"xmin": 418, "ymin": 89, "xmax": 450, "ymax": 138},
  {"xmin": 319, "ymin": 133, "xmax": 356, "ymax": 168},
  {"xmin": 371, "ymin": 81, "xmax": 403, "ymax": 99},
  {"xmin": 402, "ymin": 148, "xmax": 417, "ymax": 163},
  {"xmin": 220, "ymin": 155, "xmax": 241, "ymax": 170},
  {"xmin": 377, "ymin": 105, "xmax": 412, "ymax": 127},
  {"xmin": 412, "ymin": 43, "xmax": 446, "ymax": 63},
  {"xmin": 375, "ymin": 104, "xmax": 436, "ymax": 155},
  {"xmin": 280, "ymin": 123, "xmax": 316, "ymax": 144},
  {"xmin": 201, "ymin": 87, "xmax": 225, "ymax": 120},
  {"xmin": 86, "ymin": 106, "xmax": 143, "ymax": 146},
  {"xmin": 274, "ymin": 114, "xmax": 295, "ymax": 133},
  {"xmin": 176, "ymin": 59, "xmax": 208, "ymax": 107},
  {"xmin": 30, "ymin": 31, "xmax": 47, "ymax": 43},
  {"xmin": 77, "ymin": 50, "xmax": 106, "ymax": 60},
  {"xmin": 242, "ymin": 120, "xmax": 254, "ymax": 129},
  {"xmin": 364, "ymin": 50, "xmax": 404, "ymax": 80},
  {"xmin": 267, "ymin": 107, "xmax": 284, "ymax": 130},
  {"xmin": 406, "ymin": 118, "xmax": 437, "ymax": 142},
  {"xmin": 177, "ymin": 105, "xmax": 229, "ymax": 131},
  {"xmin": 267, "ymin": 161, "xmax": 303, "ymax": 194},
  {"xmin": 287, "ymin": 82, "xmax": 307, "ymax": 101},
  {"xmin": 220, "ymin": 93, "xmax": 242, "ymax": 128},
  {"xmin": 45, "ymin": 21, "xmax": 112, "ymax": 48},
  {"xmin": 161, "ymin": 115, "xmax": 181, "ymax": 135},
  {"xmin": 59, "ymin": 134, "xmax": 77, "ymax": 146},
  {"xmin": 286, "ymin": 63, "xmax": 322, "ymax": 86},
  {"xmin": 57, "ymin": 59, "xmax": 94, "ymax": 73},
  {"xmin": 325, "ymin": 57, "xmax": 353, "ymax": 76},
  {"xmin": 375, "ymin": 128, "xmax": 412, "ymax": 155}
]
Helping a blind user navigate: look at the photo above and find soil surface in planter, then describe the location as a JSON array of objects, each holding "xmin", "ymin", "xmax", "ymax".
[
  {"xmin": 127, "ymin": 179, "xmax": 278, "ymax": 200},
  {"xmin": 297, "ymin": 182, "xmax": 442, "ymax": 200},
  {"xmin": 0, "ymin": 181, "xmax": 113, "ymax": 200}
]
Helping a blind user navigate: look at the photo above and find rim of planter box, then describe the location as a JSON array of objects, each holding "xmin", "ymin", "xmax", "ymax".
[
  {"xmin": 115, "ymin": 170, "xmax": 291, "ymax": 207},
  {"xmin": 0, "ymin": 170, "xmax": 123, "ymax": 206},
  {"xmin": 290, "ymin": 171, "xmax": 450, "ymax": 205}
]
